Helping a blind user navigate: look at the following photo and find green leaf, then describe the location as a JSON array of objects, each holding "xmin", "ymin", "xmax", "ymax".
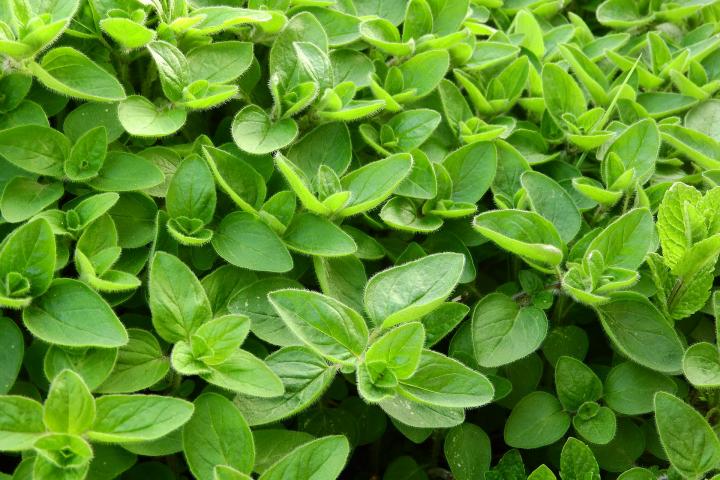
[
  {"xmin": 23, "ymin": 279, "xmax": 128, "ymax": 347},
  {"xmin": 686, "ymin": 100, "xmax": 720, "ymax": 142},
  {"xmin": 0, "ymin": 317, "xmax": 23, "ymax": 394},
  {"xmin": 269, "ymin": 289, "xmax": 368, "ymax": 365},
  {"xmin": 443, "ymin": 142, "xmax": 497, "ymax": 204},
  {"xmin": 89, "ymin": 395, "xmax": 194, "ymax": 443},
  {"xmin": 100, "ymin": 17, "xmax": 155, "ymax": 49},
  {"xmin": 33, "ymin": 433, "xmax": 92, "ymax": 478},
  {"xmin": 287, "ymin": 122, "xmax": 352, "ymax": 178},
  {"xmin": 554, "ymin": 356, "xmax": 602, "ymax": 412},
  {"xmin": 253, "ymin": 430, "xmax": 315, "ymax": 475},
  {"xmin": 398, "ymin": 50, "xmax": 450, "ymax": 99},
  {"xmin": 521, "ymin": 171, "xmax": 582, "ymax": 243},
  {"xmin": 604, "ymin": 361, "xmax": 677, "ymax": 415},
  {"xmin": 88, "ymin": 151, "xmax": 164, "ymax": 192},
  {"xmin": 585, "ymin": 208, "xmax": 656, "ymax": 270},
  {"xmin": 339, "ymin": 153, "xmax": 413, "ymax": 217},
  {"xmin": 228, "ymin": 277, "xmax": 302, "ymax": 347},
  {"xmin": 365, "ymin": 322, "xmax": 425, "ymax": 381},
  {"xmin": 1, "ymin": 177, "xmax": 63, "ymax": 223},
  {"xmin": 166, "ymin": 155, "xmax": 216, "ymax": 225},
  {"xmin": 314, "ymin": 255, "xmax": 367, "ymax": 314},
  {"xmin": 30, "ymin": 47, "xmax": 126, "ymax": 102},
  {"xmin": 64, "ymin": 126, "xmax": 107, "ymax": 181},
  {"xmin": 191, "ymin": 314, "xmax": 250, "ymax": 365},
  {"xmin": 43, "ymin": 369, "xmax": 95, "ymax": 435},
  {"xmin": 542, "ymin": 63, "xmax": 586, "ymax": 126},
  {"xmin": 398, "ymin": 350, "xmax": 494, "ymax": 408},
  {"xmin": 504, "ymin": 391, "xmax": 571, "ymax": 449},
  {"xmin": 386, "ymin": 109, "xmax": 442, "ymax": 152},
  {"xmin": 282, "ymin": 213, "xmax": 357, "ymax": 257},
  {"xmin": 258, "ymin": 435, "xmax": 349, "ymax": 480},
  {"xmin": 212, "ymin": 212, "xmax": 293, "ymax": 273},
  {"xmin": 528, "ymin": 465, "xmax": 557, "ymax": 480},
  {"xmin": 572, "ymin": 402, "xmax": 616, "ymax": 445},
  {"xmin": 198, "ymin": 350, "xmax": 284, "ymax": 397},
  {"xmin": 596, "ymin": 293, "xmax": 684, "ymax": 373},
  {"xmin": 231, "ymin": 105, "xmax": 298, "ymax": 155},
  {"xmin": 443, "ymin": 423, "xmax": 491, "ymax": 480},
  {"xmin": 473, "ymin": 210, "xmax": 564, "ymax": 270},
  {"xmin": 605, "ymin": 119, "xmax": 660, "ymax": 185},
  {"xmin": 118, "ymin": 96, "xmax": 187, "ymax": 137},
  {"xmin": 97, "ymin": 328, "xmax": 170, "ymax": 394},
  {"xmin": 0, "ymin": 125, "xmax": 69, "ymax": 177},
  {"xmin": 44, "ymin": 345, "xmax": 116, "ymax": 392},
  {"xmin": 203, "ymin": 146, "xmax": 266, "ymax": 212},
  {"xmin": 657, "ymin": 182, "xmax": 702, "ymax": 269},
  {"xmin": 472, "ymin": 292, "xmax": 548, "ymax": 368},
  {"xmin": 654, "ymin": 392, "xmax": 720, "ymax": 479},
  {"xmin": 0, "ymin": 396, "xmax": 45, "ymax": 451},
  {"xmin": 147, "ymin": 41, "xmax": 189, "ymax": 101},
  {"xmin": 183, "ymin": 393, "xmax": 255, "ymax": 480},
  {"xmin": 560, "ymin": 438, "xmax": 600, "ymax": 480},
  {"xmin": 149, "ymin": 252, "xmax": 212, "ymax": 343},
  {"xmin": 187, "ymin": 41, "xmax": 253, "ymax": 84},
  {"xmin": 234, "ymin": 346, "xmax": 335, "ymax": 426},
  {"xmin": 0, "ymin": 218, "xmax": 56, "ymax": 298},
  {"xmin": 364, "ymin": 252, "xmax": 465, "ymax": 328},
  {"xmin": 683, "ymin": 342, "xmax": 720, "ymax": 388}
]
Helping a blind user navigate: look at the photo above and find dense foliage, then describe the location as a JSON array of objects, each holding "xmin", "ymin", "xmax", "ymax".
[{"xmin": 4, "ymin": 0, "xmax": 720, "ymax": 478}]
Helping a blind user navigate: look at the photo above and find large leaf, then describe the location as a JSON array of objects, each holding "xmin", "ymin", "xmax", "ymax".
[
  {"xmin": 23, "ymin": 279, "xmax": 128, "ymax": 348},
  {"xmin": 364, "ymin": 253, "xmax": 465, "ymax": 328}
]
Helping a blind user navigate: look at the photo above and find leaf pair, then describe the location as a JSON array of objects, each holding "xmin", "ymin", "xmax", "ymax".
[{"xmin": 150, "ymin": 252, "xmax": 283, "ymax": 397}]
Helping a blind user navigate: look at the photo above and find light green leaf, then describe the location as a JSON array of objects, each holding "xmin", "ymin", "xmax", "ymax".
[
  {"xmin": 654, "ymin": 392, "xmax": 720, "ymax": 479},
  {"xmin": 339, "ymin": 153, "xmax": 413, "ymax": 217},
  {"xmin": 118, "ymin": 96, "xmax": 187, "ymax": 137},
  {"xmin": 231, "ymin": 105, "xmax": 298, "ymax": 155},
  {"xmin": 258, "ymin": 435, "xmax": 349, "ymax": 480},
  {"xmin": 234, "ymin": 346, "xmax": 335, "ymax": 426},
  {"xmin": 183, "ymin": 393, "xmax": 255, "ymax": 480},
  {"xmin": 443, "ymin": 423, "xmax": 491, "ymax": 480},
  {"xmin": 269, "ymin": 289, "xmax": 368, "ymax": 364},
  {"xmin": 0, "ymin": 396, "xmax": 45, "ymax": 451},
  {"xmin": 473, "ymin": 209, "xmax": 564, "ymax": 270},
  {"xmin": 398, "ymin": 350, "xmax": 494, "ymax": 409},
  {"xmin": 0, "ymin": 125, "xmax": 69, "ymax": 177},
  {"xmin": 89, "ymin": 395, "xmax": 194, "ymax": 443},
  {"xmin": 23, "ymin": 279, "xmax": 128, "ymax": 348},
  {"xmin": 472, "ymin": 292, "xmax": 548, "ymax": 368},
  {"xmin": 97, "ymin": 328, "xmax": 170, "ymax": 394},
  {"xmin": 596, "ymin": 293, "xmax": 683, "ymax": 374},
  {"xmin": 282, "ymin": 213, "xmax": 357, "ymax": 257},
  {"xmin": 44, "ymin": 369, "xmax": 95, "ymax": 435},
  {"xmin": 30, "ymin": 47, "xmax": 126, "ymax": 102},
  {"xmin": 364, "ymin": 252, "xmax": 465, "ymax": 328},
  {"xmin": 521, "ymin": 171, "xmax": 582, "ymax": 243},
  {"xmin": 149, "ymin": 252, "xmax": 212, "ymax": 343},
  {"xmin": 212, "ymin": 212, "xmax": 293, "ymax": 273},
  {"xmin": 504, "ymin": 391, "xmax": 571, "ymax": 449}
]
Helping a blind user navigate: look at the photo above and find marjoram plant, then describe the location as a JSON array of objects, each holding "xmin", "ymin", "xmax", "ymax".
[{"xmin": 3, "ymin": 0, "xmax": 720, "ymax": 478}]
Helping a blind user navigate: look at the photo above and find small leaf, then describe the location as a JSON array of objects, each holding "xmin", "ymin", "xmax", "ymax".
[{"xmin": 231, "ymin": 105, "xmax": 298, "ymax": 155}]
